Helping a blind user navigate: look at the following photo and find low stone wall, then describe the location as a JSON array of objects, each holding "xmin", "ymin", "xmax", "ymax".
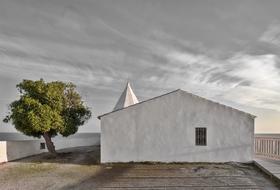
[{"xmin": 0, "ymin": 133, "xmax": 100, "ymax": 163}]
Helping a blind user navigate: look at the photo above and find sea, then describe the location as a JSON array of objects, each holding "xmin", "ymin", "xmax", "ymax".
[{"xmin": 0, "ymin": 132, "xmax": 100, "ymax": 141}]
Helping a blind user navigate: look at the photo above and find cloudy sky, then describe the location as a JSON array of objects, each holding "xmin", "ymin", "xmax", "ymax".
[{"xmin": 0, "ymin": 0, "xmax": 280, "ymax": 133}]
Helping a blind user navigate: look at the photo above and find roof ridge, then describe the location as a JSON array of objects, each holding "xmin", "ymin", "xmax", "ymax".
[{"xmin": 98, "ymin": 89, "xmax": 180, "ymax": 119}]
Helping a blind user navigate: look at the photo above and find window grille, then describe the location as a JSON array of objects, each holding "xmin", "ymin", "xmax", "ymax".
[
  {"xmin": 195, "ymin": 128, "xmax": 207, "ymax": 146},
  {"xmin": 40, "ymin": 142, "xmax": 46, "ymax": 150}
]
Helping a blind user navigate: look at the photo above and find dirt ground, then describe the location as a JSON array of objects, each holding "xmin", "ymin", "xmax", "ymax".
[{"xmin": 0, "ymin": 146, "xmax": 279, "ymax": 190}]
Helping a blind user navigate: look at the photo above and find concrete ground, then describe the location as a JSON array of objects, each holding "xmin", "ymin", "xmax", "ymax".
[
  {"xmin": 254, "ymin": 158, "xmax": 280, "ymax": 181},
  {"xmin": 0, "ymin": 146, "xmax": 279, "ymax": 190}
]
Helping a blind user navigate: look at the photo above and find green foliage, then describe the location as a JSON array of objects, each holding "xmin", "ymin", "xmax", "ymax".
[{"xmin": 3, "ymin": 79, "xmax": 91, "ymax": 138}]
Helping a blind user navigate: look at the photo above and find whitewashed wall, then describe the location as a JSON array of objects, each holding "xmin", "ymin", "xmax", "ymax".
[
  {"xmin": 101, "ymin": 90, "xmax": 255, "ymax": 163},
  {"xmin": 0, "ymin": 133, "xmax": 100, "ymax": 163},
  {"xmin": 52, "ymin": 134, "xmax": 100, "ymax": 150},
  {"xmin": 5, "ymin": 140, "xmax": 44, "ymax": 161},
  {"xmin": 0, "ymin": 141, "xmax": 8, "ymax": 162}
]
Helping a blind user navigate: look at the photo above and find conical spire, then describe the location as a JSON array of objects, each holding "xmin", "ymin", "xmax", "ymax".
[{"xmin": 113, "ymin": 82, "xmax": 139, "ymax": 111}]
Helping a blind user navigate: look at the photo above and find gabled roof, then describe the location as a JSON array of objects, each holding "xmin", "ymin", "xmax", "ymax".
[
  {"xmin": 98, "ymin": 89, "xmax": 256, "ymax": 119},
  {"xmin": 113, "ymin": 82, "xmax": 139, "ymax": 111}
]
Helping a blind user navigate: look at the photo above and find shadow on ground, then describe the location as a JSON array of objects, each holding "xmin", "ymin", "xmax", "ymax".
[
  {"xmin": 58, "ymin": 162, "xmax": 280, "ymax": 190},
  {"xmin": 13, "ymin": 145, "xmax": 100, "ymax": 165},
  {"xmin": 60, "ymin": 164, "xmax": 133, "ymax": 190}
]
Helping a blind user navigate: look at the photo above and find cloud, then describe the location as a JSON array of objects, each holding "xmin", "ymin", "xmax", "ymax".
[
  {"xmin": 225, "ymin": 54, "xmax": 280, "ymax": 111},
  {"xmin": 140, "ymin": 36, "xmax": 280, "ymax": 111},
  {"xmin": 2, "ymin": 17, "xmax": 280, "ymax": 114},
  {"xmin": 223, "ymin": 86, "xmax": 280, "ymax": 111},
  {"xmin": 0, "ymin": 0, "xmax": 280, "ymax": 133},
  {"xmin": 260, "ymin": 23, "xmax": 280, "ymax": 47},
  {"xmin": 0, "ymin": 34, "xmax": 129, "ymax": 88},
  {"xmin": 228, "ymin": 54, "xmax": 280, "ymax": 89}
]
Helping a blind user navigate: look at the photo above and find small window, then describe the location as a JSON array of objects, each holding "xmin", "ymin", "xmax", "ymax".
[
  {"xmin": 40, "ymin": 142, "xmax": 46, "ymax": 150},
  {"xmin": 195, "ymin": 128, "xmax": 207, "ymax": 146}
]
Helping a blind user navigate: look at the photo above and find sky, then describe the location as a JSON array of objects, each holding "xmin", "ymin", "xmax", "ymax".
[{"xmin": 0, "ymin": 0, "xmax": 280, "ymax": 133}]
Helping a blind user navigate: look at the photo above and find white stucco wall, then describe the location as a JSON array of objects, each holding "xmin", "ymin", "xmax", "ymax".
[
  {"xmin": 101, "ymin": 90, "xmax": 255, "ymax": 163},
  {"xmin": 6, "ymin": 140, "xmax": 44, "ymax": 161},
  {"xmin": 52, "ymin": 134, "xmax": 100, "ymax": 150},
  {"xmin": 0, "ymin": 133, "xmax": 100, "ymax": 163},
  {"xmin": 0, "ymin": 141, "xmax": 8, "ymax": 162}
]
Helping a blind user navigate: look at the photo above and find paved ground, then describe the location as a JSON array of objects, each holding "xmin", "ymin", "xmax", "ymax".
[
  {"xmin": 0, "ymin": 146, "xmax": 279, "ymax": 190},
  {"xmin": 254, "ymin": 158, "xmax": 280, "ymax": 181}
]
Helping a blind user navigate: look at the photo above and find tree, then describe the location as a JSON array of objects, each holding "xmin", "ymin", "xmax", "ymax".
[{"xmin": 3, "ymin": 79, "xmax": 91, "ymax": 154}]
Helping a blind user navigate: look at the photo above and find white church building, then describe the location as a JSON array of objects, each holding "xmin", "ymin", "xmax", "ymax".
[{"xmin": 98, "ymin": 83, "xmax": 255, "ymax": 163}]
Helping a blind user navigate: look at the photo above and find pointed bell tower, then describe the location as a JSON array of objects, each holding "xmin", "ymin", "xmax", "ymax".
[{"xmin": 113, "ymin": 82, "xmax": 139, "ymax": 111}]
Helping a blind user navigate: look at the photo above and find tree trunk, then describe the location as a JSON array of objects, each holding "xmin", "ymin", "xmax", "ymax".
[{"xmin": 43, "ymin": 132, "xmax": 56, "ymax": 154}]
